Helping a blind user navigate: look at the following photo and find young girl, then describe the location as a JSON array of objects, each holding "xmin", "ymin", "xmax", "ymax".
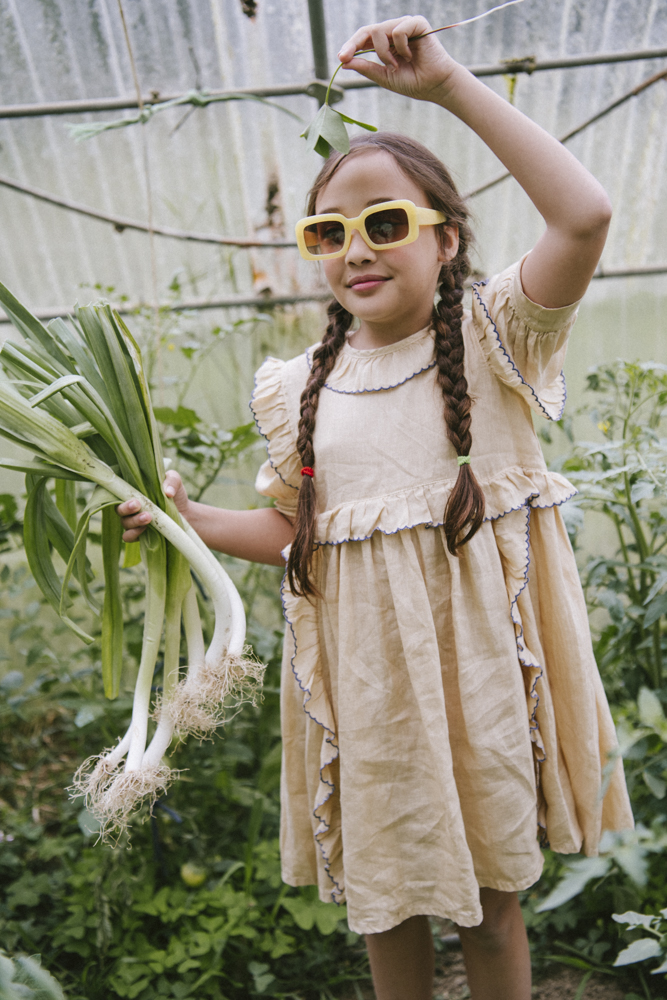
[{"xmin": 118, "ymin": 15, "xmax": 633, "ymax": 1000}]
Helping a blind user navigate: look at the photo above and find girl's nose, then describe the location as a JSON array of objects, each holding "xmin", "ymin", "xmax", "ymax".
[{"xmin": 345, "ymin": 230, "xmax": 376, "ymax": 265}]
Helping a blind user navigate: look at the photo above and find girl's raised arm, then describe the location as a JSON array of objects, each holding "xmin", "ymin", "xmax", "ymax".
[{"xmin": 338, "ymin": 15, "xmax": 612, "ymax": 308}]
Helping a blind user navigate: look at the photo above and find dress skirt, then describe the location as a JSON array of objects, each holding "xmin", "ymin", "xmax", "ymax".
[{"xmin": 279, "ymin": 505, "xmax": 632, "ymax": 934}]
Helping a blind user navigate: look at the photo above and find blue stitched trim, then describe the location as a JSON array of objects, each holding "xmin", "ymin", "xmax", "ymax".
[
  {"xmin": 306, "ymin": 346, "xmax": 437, "ymax": 395},
  {"xmin": 471, "ymin": 281, "xmax": 567, "ymax": 422},
  {"xmin": 249, "ymin": 361, "xmax": 299, "ymax": 492},
  {"xmin": 280, "ymin": 572, "xmax": 345, "ymax": 905},
  {"xmin": 313, "ymin": 486, "xmax": 578, "ymax": 547},
  {"xmin": 282, "ymin": 494, "xmax": 574, "ymax": 883},
  {"xmin": 508, "ymin": 505, "xmax": 547, "ymax": 776}
]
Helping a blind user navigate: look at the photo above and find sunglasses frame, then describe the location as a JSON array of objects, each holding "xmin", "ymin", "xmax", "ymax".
[{"xmin": 295, "ymin": 199, "xmax": 447, "ymax": 261}]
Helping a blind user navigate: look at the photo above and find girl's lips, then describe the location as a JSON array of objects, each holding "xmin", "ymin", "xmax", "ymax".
[{"xmin": 347, "ymin": 276, "xmax": 390, "ymax": 292}]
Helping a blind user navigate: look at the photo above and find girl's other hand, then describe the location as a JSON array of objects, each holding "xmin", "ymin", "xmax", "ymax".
[
  {"xmin": 116, "ymin": 469, "xmax": 190, "ymax": 542},
  {"xmin": 337, "ymin": 15, "xmax": 457, "ymax": 103}
]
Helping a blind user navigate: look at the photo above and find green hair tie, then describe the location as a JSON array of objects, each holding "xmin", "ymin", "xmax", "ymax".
[{"xmin": 457, "ymin": 455, "xmax": 471, "ymax": 466}]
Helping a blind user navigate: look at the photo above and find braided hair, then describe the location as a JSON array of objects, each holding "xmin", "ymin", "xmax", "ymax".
[
  {"xmin": 287, "ymin": 297, "xmax": 352, "ymax": 598},
  {"xmin": 286, "ymin": 133, "xmax": 484, "ymax": 598}
]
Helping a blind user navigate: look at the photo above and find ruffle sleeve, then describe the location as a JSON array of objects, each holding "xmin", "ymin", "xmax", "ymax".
[
  {"xmin": 250, "ymin": 356, "xmax": 301, "ymax": 520},
  {"xmin": 471, "ymin": 253, "xmax": 581, "ymax": 421}
]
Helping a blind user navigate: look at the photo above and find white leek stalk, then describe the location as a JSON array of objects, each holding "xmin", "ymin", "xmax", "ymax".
[{"xmin": 0, "ymin": 284, "xmax": 264, "ymax": 840}]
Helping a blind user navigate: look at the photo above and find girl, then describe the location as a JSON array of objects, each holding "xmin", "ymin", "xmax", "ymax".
[{"xmin": 118, "ymin": 15, "xmax": 633, "ymax": 1000}]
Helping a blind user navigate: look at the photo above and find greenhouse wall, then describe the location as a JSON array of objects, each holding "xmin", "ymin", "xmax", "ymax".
[{"xmin": 1, "ymin": 0, "xmax": 666, "ymax": 508}]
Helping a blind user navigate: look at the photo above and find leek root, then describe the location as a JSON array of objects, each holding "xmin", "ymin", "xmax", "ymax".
[{"xmin": 0, "ymin": 281, "xmax": 264, "ymax": 840}]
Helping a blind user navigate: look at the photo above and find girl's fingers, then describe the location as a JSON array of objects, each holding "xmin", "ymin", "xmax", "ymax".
[
  {"xmin": 163, "ymin": 468, "xmax": 182, "ymax": 497},
  {"xmin": 338, "ymin": 15, "xmax": 433, "ymax": 64},
  {"xmin": 370, "ymin": 25, "xmax": 398, "ymax": 68}
]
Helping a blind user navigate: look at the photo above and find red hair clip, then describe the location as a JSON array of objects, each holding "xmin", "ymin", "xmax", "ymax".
[{"xmin": 301, "ymin": 467, "xmax": 314, "ymax": 478}]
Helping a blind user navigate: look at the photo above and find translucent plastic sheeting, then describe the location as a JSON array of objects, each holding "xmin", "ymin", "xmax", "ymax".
[{"xmin": 0, "ymin": 0, "xmax": 666, "ymax": 322}]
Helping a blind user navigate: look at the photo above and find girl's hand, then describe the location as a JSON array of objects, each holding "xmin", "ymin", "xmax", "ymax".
[
  {"xmin": 337, "ymin": 15, "xmax": 457, "ymax": 103},
  {"xmin": 116, "ymin": 469, "xmax": 190, "ymax": 543}
]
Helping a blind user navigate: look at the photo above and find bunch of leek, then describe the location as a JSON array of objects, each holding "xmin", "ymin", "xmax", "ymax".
[{"xmin": 0, "ymin": 282, "xmax": 262, "ymax": 838}]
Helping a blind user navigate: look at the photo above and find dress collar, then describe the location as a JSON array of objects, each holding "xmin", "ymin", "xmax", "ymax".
[{"xmin": 306, "ymin": 325, "xmax": 436, "ymax": 395}]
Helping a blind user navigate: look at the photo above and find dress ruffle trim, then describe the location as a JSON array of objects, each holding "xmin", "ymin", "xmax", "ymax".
[
  {"xmin": 281, "ymin": 557, "xmax": 345, "ymax": 904},
  {"xmin": 306, "ymin": 325, "xmax": 436, "ymax": 395},
  {"xmin": 250, "ymin": 356, "xmax": 301, "ymax": 490},
  {"xmin": 491, "ymin": 508, "xmax": 548, "ymax": 837},
  {"xmin": 315, "ymin": 467, "xmax": 577, "ymax": 546},
  {"xmin": 472, "ymin": 280, "xmax": 567, "ymax": 421}
]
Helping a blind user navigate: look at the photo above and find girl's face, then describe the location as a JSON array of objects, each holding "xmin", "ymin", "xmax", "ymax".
[{"xmin": 315, "ymin": 150, "xmax": 459, "ymax": 347}]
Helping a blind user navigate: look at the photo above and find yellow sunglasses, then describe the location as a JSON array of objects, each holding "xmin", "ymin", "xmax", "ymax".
[{"xmin": 295, "ymin": 199, "xmax": 446, "ymax": 261}]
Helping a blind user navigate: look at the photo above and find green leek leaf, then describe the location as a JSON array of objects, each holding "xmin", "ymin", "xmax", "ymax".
[
  {"xmin": 23, "ymin": 477, "xmax": 93, "ymax": 644},
  {"xmin": 101, "ymin": 504, "xmax": 124, "ymax": 699},
  {"xmin": 0, "ymin": 458, "xmax": 83, "ymax": 480},
  {"xmin": 123, "ymin": 540, "xmax": 142, "ymax": 568},
  {"xmin": 55, "ymin": 478, "xmax": 77, "ymax": 531},
  {"xmin": 0, "ymin": 280, "xmax": 74, "ymax": 371}
]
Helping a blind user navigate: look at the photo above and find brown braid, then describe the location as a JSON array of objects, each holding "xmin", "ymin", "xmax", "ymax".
[
  {"xmin": 433, "ymin": 264, "xmax": 485, "ymax": 553},
  {"xmin": 287, "ymin": 298, "xmax": 352, "ymax": 598},
  {"xmin": 288, "ymin": 131, "xmax": 485, "ymax": 595}
]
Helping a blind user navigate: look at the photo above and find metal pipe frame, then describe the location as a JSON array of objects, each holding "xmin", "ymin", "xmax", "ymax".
[
  {"xmin": 1, "ymin": 267, "xmax": 666, "ymax": 325},
  {"xmin": 2, "ymin": 47, "xmax": 667, "ymax": 120}
]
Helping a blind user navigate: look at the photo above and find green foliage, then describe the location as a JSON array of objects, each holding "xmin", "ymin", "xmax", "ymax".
[
  {"xmin": 612, "ymin": 909, "xmax": 667, "ymax": 975},
  {"xmin": 0, "ymin": 949, "xmax": 67, "ymax": 1000},
  {"xmin": 154, "ymin": 408, "xmax": 259, "ymax": 503},
  {"xmin": 0, "ymin": 360, "xmax": 368, "ymax": 996},
  {"xmin": 553, "ymin": 361, "xmax": 667, "ymax": 693},
  {"xmin": 0, "ymin": 553, "xmax": 367, "ymax": 999},
  {"xmin": 523, "ymin": 360, "xmax": 667, "ymax": 993}
]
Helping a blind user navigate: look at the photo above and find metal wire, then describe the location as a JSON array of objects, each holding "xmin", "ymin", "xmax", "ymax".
[
  {"xmin": 466, "ymin": 65, "xmax": 667, "ymax": 198},
  {"xmin": 0, "ymin": 173, "xmax": 297, "ymax": 248}
]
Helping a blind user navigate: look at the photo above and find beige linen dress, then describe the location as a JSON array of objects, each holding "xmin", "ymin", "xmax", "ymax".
[{"xmin": 250, "ymin": 257, "xmax": 633, "ymax": 935}]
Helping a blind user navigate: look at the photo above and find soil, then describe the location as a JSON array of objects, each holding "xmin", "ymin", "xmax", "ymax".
[{"xmin": 339, "ymin": 940, "xmax": 634, "ymax": 1000}]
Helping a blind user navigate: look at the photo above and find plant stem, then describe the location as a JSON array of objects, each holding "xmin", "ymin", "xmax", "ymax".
[
  {"xmin": 652, "ymin": 619, "xmax": 663, "ymax": 689},
  {"xmin": 324, "ymin": 62, "xmax": 343, "ymax": 106},
  {"xmin": 125, "ymin": 532, "xmax": 167, "ymax": 772}
]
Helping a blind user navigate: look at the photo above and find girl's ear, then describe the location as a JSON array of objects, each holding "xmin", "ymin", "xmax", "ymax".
[{"xmin": 437, "ymin": 224, "xmax": 460, "ymax": 264}]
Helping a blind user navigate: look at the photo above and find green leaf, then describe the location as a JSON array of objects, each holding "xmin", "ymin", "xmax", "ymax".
[
  {"xmin": 123, "ymin": 540, "xmax": 142, "ymax": 568},
  {"xmin": 0, "ymin": 279, "xmax": 73, "ymax": 371},
  {"xmin": 613, "ymin": 911, "xmax": 660, "ymax": 930},
  {"xmin": 630, "ymin": 479, "xmax": 655, "ymax": 503},
  {"xmin": 534, "ymin": 856, "xmax": 610, "ymax": 912},
  {"xmin": 153, "ymin": 405, "xmax": 200, "ymax": 429},
  {"xmin": 101, "ymin": 504, "xmax": 124, "ymax": 699},
  {"xmin": 0, "ymin": 458, "xmax": 83, "ymax": 480},
  {"xmin": 613, "ymin": 937, "xmax": 661, "ymax": 966},
  {"xmin": 28, "ymin": 373, "xmax": 85, "ymax": 408},
  {"xmin": 55, "ymin": 478, "xmax": 77, "ymax": 530},
  {"xmin": 643, "ymin": 593, "xmax": 667, "ymax": 628},
  {"xmin": 23, "ymin": 479, "xmax": 93, "ymax": 644},
  {"xmin": 643, "ymin": 770, "xmax": 666, "ymax": 799},
  {"xmin": 301, "ymin": 104, "xmax": 351, "ymax": 156},
  {"xmin": 337, "ymin": 110, "xmax": 379, "ymax": 132},
  {"xmin": 637, "ymin": 686, "xmax": 666, "ymax": 730}
]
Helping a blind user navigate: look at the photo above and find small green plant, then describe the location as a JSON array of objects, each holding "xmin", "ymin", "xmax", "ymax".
[
  {"xmin": 612, "ymin": 909, "xmax": 667, "ymax": 978},
  {"xmin": 553, "ymin": 361, "xmax": 667, "ymax": 693},
  {"xmin": 0, "ymin": 950, "xmax": 66, "ymax": 1000},
  {"xmin": 301, "ymin": 0, "xmax": 525, "ymax": 157}
]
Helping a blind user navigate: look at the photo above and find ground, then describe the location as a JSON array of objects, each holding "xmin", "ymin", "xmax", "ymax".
[{"xmin": 341, "ymin": 939, "xmax": 632, "ymax": 999}]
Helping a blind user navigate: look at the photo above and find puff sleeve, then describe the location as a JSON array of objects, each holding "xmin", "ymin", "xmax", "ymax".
[
  {"xmin": 471, "ymin": 254, "xmax": 581, "ymax": 421},
  {"xmin": 250, "ymin": 356, "xmax": 301, "ymax": 520}
]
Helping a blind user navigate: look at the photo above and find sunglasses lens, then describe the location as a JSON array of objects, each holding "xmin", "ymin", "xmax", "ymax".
[
  {"xmin": 303, "ymin": 221, "xmax": 346, "ymax": 256},
  {"xmin": 365, "ymin": 207, "xmax": 410, "ymax": 246}
]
